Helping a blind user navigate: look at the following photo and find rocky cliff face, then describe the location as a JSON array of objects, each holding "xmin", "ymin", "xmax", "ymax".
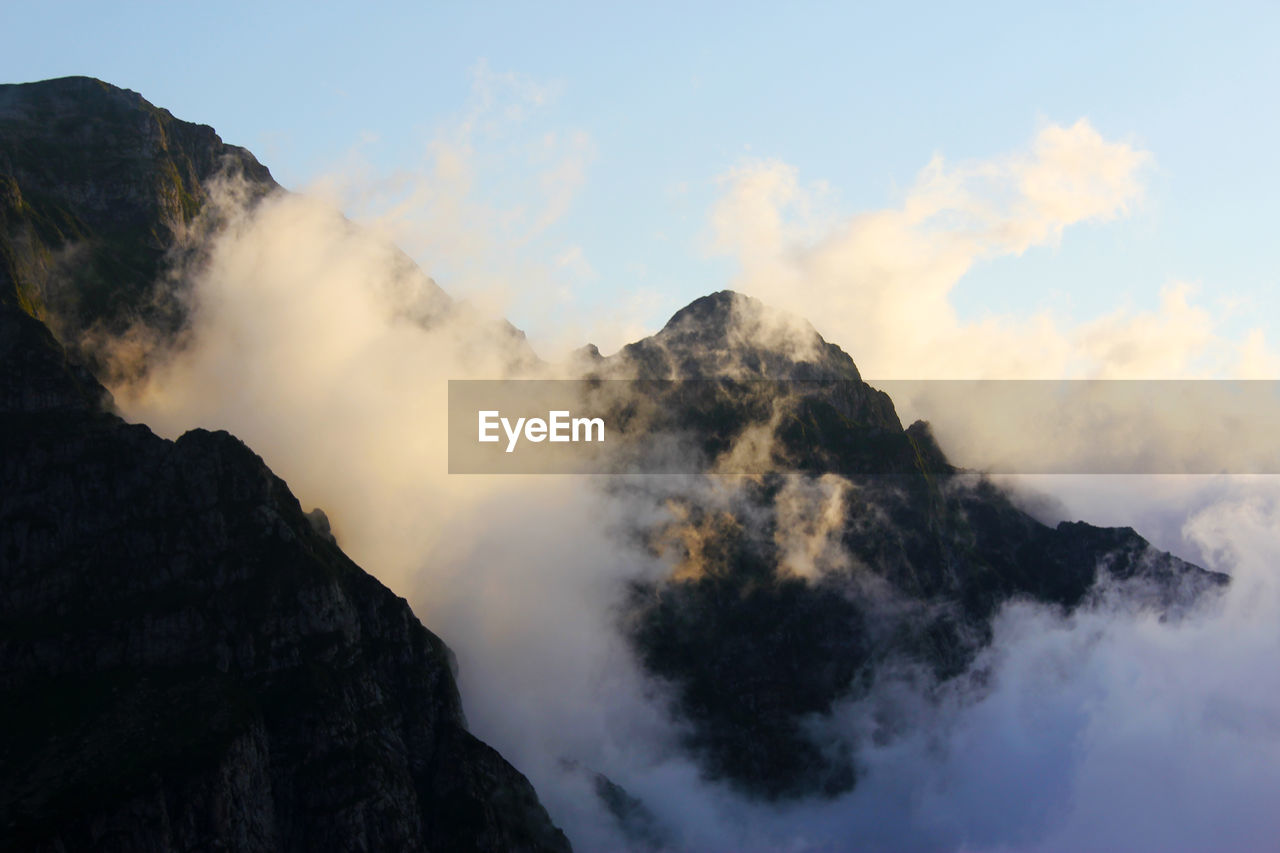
[
  {"xmin": 0, "ymin": 79, "xmax": 569, "ymax": 852},
  {"xmin": 0, "ymin": 76, "xmax": 274, "ymax": 349},
  {"xmin": 0, "ymin": 301, "xmax": 569, "ymax": 852}
]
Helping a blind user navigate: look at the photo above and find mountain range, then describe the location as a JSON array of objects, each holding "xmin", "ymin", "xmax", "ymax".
[{"xmin": 0, "ymin": 77, "xmax": 1226, "ymax": 850}]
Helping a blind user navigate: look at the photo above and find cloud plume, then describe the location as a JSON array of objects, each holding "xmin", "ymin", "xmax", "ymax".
[{"xmin": 711, "ymin": 119, "xmax": 1278, "ymax": 381}]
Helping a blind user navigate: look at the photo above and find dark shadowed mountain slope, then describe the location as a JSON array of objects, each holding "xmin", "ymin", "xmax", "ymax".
[
  {"xmin": 0, "ymin": 298, "xmax": 569, "ymax": 852},
  {"xmin": 0, "ymin": 79, "xmax": 569, "ymax": 852}
]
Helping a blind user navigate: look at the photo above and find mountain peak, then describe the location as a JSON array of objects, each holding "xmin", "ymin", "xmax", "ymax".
[
  {"xmin": 0, "ymin": 75, "xmax": 277, "ymax": 370},
  {"xmin": 658, "ymin": 289, "xmax": 748, "ymax": 332},
  {"xmin": 607, "ymin": 290, "xmax": 861, "ymax": 381},
  {"xmin": 0, "ymin": 75, "xmax": 145, "ymax": 109}
]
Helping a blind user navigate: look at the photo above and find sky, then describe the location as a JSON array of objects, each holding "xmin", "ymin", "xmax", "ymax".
[
  {"xmin": 9, "ymin": 6, "xmax": 1280, "ymax": 849},
  {"xmin": 4, "ymin": 1, "xmax": 1277, "ymax": 363}
]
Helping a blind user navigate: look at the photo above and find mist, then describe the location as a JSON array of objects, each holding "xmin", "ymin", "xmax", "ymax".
[{"xmin": 100, "ymin": 123, "xmax": 1280, "ymax": 852}]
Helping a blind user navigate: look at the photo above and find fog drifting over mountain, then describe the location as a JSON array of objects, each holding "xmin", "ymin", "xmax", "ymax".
[{"xmin": 102, "ymin": 121, "xmax": 1280, "ymax": 851}]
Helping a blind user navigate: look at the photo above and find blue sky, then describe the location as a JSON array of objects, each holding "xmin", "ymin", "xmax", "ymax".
[{"xmin": 4, "ymin": 1, "xmax": 1277, "ymax": 365}]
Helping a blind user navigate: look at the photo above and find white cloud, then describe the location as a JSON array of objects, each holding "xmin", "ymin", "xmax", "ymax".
[
  {"xmin": 710, "ymin": 119, "xmax": 1278, "ymax": 381},
  {"xmin": 306, "ymin": 60, "xmax": 595, "ymax": 330}
]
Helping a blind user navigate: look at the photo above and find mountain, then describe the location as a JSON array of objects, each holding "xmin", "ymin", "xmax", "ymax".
[
  {"xmin": 0, "ymin": 76, "xmax": 274, "ymax": 354},
  {"xmin": 590, "ymin": 291, "xmax": 1227, "ymax": 799},
  {"xmin": 0, "ymin": 75, "xmax": 1228, "ymax": 843},
  {"xmin": 0, "ymin": 75, "xmax": 534, "ymax": 382},
  {"xmin": 1, "ymin": 78, "xmax": 569, "ymax": 852},
  {"xmin": 581, "ymin": 290, "xmax": 950, "ymax": 475}
]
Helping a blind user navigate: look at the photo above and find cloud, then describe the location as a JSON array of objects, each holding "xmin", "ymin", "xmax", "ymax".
[
  {"xmin": 575, "ymin": 481, "xmax": 1280, "ymax": 853},
  {"xmin": 710, "ymin": 119, "xmax": 1278, "ymax": 381},
  {"xmin": 99, "ymin": 107, "xmax": 1280, "ymax": 852},
  {"xmin": 112, "ymin": 179, "xmax": 535, "ymax": 592},
  {"xmin": 673, "ymin": 138, "xmax": 1279, "ymax": 839},
  {"xmin": 306, "ymin": 60, "xmax": 595, "ymax": 333},
  {"xmin": 103, "ymin": 171, "xmax": 685, "ymax": 850},
  {"xmin": 1075, "ymin": 281, "xmax": 1217, "ymax": 378}
]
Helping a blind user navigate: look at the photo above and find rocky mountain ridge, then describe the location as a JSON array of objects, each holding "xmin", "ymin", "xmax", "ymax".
[
  {"xmin": 0, "ymin": 75, "xmax": 535, "ymax": 382},
  {"xmin": 1, "ymin": 77, "xmax": 569, "ymax": 852},
  {"xmin": 0, "ymin": 76, "xmax": 274, "ymax": 348},
  {"xmin": 0, "ymin": 75, "xmax": 1230, "ymax": 843},
  {"xmin": 0, "ymin": 302, "xmax": 571, "ymax": 853}
]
